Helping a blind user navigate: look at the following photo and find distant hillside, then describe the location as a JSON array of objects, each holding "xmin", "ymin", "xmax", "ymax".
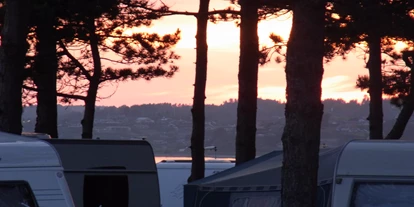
[{"xmin": 21, "ymin": 98, "xmax": 413, "ymax": 156}]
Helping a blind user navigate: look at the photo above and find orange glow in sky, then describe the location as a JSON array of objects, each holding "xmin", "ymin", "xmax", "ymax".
[{"xmin": 95, "ymin": 0, "xmax": 374, "ymax": 106}]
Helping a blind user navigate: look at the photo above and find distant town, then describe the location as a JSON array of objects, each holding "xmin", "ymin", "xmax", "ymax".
[{"xmin": 22, "ymin": 98, "xmax": 414, "ymax": 157}]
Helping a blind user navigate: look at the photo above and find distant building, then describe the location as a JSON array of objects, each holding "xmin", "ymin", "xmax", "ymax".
[
  {"xmin": 135, "ymin": 117, "xmax": 155, "ymax": 124},
  {"xmin": 105, "ymin": 126, "xmax": 132, "ymax": 132}
]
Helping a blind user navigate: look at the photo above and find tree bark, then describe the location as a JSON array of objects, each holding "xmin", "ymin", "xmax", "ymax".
[
  {"xmin": 281, "ymin": 0, "xmax": 325, "ymax": 207},
  {"xmin": 188, "ymin": 0, "xmax": 210, "ymax": 183},
  {"xmin": 385, "ymin": 52, "xmax": 414, "ymax": 140},
  {"xmin": 34, "ymin": 4, "xmax": 58, "ymax": 138},
  {"xmin": 366, "ymin": 34, "xmax": 383, "ymax": 140},
  {"xmin": 0, "ymin": 0, "xmax": 30, "ymax": 134},
  {"xmin": 235, "ymin": 0, "xmax": 259, "ymax": 166},
  {"xmin": 81, "ymin": 17, "xmax": 101, "ymax": 139}
]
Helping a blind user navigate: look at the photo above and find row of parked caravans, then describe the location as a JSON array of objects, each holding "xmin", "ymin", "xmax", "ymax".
[
  {"xmin": 4, "ymin": 131, "xmax": 414, "ymax": 207},
  {"xmin": 0, "ymin": 132, "xmax": 160, "ymax": 207},
  {"xmin": 1, "ymin": 131, "xmax": 236, "ymax": 207}
]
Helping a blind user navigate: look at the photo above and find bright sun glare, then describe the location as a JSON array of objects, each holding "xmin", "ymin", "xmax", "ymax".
[
  {"xmin": 121, "ymin": 14, "xmax": 293, "ymax": 51},
  {"xmin": 106, "ymin": 13, "xmax": 372, "ymax": 105},
  {"xmin": 100, "ymin": 5, "xmax": 405, "ymax": 106}
]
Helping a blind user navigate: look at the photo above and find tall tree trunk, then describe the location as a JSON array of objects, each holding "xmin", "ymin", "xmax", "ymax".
[
  {"xmin": 0, "ymin": 0, "xmax": 30, "ymax": 134},
  {"xmin": 281, "ymin": 0, "xmax": 325, "ymax": 206},
  {"xmin": 81, "ymin": 18, "xmax": 101, "ymax": 139},
  {"xmin": 385, "ymin": 51, "xmax": 414, "ymax": 140},
  {"xmin": 188, "ymin": 0, "xmax": 210, "ymax": 183},
  {"xmin": 235, "ymin": 0, "xmax": 259, "ymax": 166},
  {"xmin": 34, "ymin": 4, "xmax": 58, "ymax": 138},
  {"xmin": 367, "ymin": 34, "xmax": 383, "ymax": 139}
]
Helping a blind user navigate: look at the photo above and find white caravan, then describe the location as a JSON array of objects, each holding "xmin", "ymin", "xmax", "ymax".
[
  {"xmin": 0, "ymin": 132, "xmax": 74, "ymax": 207},
  {"xmin": 157, "ymin": 159, "xmax": 235, "ymax": 207},
  {"xmin": 331, "ymin": 140, "xmax": 414, "ymax": 206}
]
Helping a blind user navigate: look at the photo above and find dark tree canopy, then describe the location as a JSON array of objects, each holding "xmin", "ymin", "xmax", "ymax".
[
  {"xmin": 357, "ymin": 50, "xmax": 414, "ymax": 107},
  {"xmin": 325, "ymin": 0, "xmax": 414, "ymax": 59},
  {"xmin": 261, "ymin": 1, "xmax": 414, "ymax": 64},
  {"xmin": 0, "ymin": 0, "xmax": 182, "ymax": 105}
]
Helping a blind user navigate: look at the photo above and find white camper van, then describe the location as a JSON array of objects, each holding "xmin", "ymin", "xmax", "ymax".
[
  {"xmin": 157, "ymin": 159, "xmax": 235, "ymax": 207},
  {"xmin": 331, "ymin": 140, "xmax": 414, "ymax": 206},
  {"xmin": 0, "ymin": 132, "xmax": 74, "ymax": 207}
]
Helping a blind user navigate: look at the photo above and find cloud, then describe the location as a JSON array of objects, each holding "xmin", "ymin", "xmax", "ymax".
[
  {"xmin": 206, "ymin": 84, "xmax": 239, "ymax": 97},
  {"xmin": 322, "ymin": 75, "xmax": 349, "ymax": 87},
  {"xmin": 142, "ymin": 92, "xmax": 170, "ymax": 96},
  {"xmin": 322, "ymin": 91, "xmax": 367, "ymax": 102},
  {"xmin": 322, "ymin": 75, "xmax": 356, "ymax": 92}
]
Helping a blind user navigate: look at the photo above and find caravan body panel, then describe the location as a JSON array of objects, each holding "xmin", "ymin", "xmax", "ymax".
[{"xmin": 0, "ymin": 132, "xmax": 74, "ymax": 207}]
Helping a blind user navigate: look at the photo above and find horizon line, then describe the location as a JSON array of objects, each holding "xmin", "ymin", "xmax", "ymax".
[{"xmin": 23, "ymin": 96, "xmax": 398, "ymax": 108}]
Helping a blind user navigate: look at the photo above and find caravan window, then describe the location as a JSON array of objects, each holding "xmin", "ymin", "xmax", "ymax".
[
  {"xmin": 351, "ymin": 182, "xmax": 414, "ymax": 207},
  {"xmin": 0, "ymin": 181, "xmax": 38, "ymax": 207},
  {"xmin": 83, "ymin": 174, "xmax": 129, "ymax": 207},
  {"xmin": 231, "ymin": 196, "xmax": 280, "ymax": 207},
  {"xmin": 83, "ymin": 166, "xmax": 129, "ymax": 207},
  {"xmin": 230, "ymin": 192, "xmax": 280, "ymax": 207}
]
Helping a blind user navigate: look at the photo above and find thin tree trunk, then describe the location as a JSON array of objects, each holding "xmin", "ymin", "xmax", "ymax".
[
  {"xmin": 235, "ymin": 0, "xmax": 259, "ymax": 166},
  {"xmin": 281, "ymin": 0, "xmax": 325, "ymax": 206},
  {"xmin": 385, "ymin": 51, "xmax": 414, "ymax": 140},
  {"xmin": 386, "ymin": 100, "xmax": 414, "ymax": 139},
  {"xmin": 188, "ymin": 0, "xmax": 210, "ymax": 183},
  {"xmin": 0, "ymin": 0, "xmax": 30, "ymax": 134},
  {"xmin": 367, "ymin": 34, "xmax": 383, "ymax": 139},
  {"xmin": 81, "ymin": 18, "xmax": 101, "ymax": 139},
  {"xmin": 34, "ymin": 4, "xmax": 58, "ymax": 138}
]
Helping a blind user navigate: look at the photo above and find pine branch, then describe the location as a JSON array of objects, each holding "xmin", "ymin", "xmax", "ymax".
[
  {"xmin": 122, "ymin": 1, "xmax": 240, "ymax": 17},
  {"xmin": 22, "ymin": 85, "xmax": 87, "ymax": 101},
  {"xmin": 58, "ymin": 40, "xmax": 93, "ymax": 81}
]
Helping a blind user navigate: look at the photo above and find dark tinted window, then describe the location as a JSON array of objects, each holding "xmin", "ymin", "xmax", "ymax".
[
  {"xmin": 83, "ymin": 175, "xmax": 129, "ymax": 207},
  {"xmin": 229, "ymin": 192, "xmax": 280, "ymax": 207},
  {"xmin": 351, "ymin": 182, "xmax": 414, "ymax": 207},
  {"xmin": 231, "ymin": 196, "xmax": 280, "ymax": 207},
  {"xmin": 0, "ymin": 181, "xmax": 38, "ymax": 207}
]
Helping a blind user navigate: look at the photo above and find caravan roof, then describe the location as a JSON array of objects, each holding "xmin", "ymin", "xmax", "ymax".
[
  {"xmin": 44, "ymin": 139, "xmax": 156, "ymax": 171},
  {"xmin": 0, "ymin": 132, "xmax": 60, "ymax": 168},
  {"xmin": 336, "ymin": 140, "xmax": 414, "ymax": 177}
]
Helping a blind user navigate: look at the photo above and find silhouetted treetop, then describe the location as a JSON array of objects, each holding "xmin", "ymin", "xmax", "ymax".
[
  {"xmin": 325, "ymin": 0, "xmax": 414, "ymax": 60},
  {"xmin": 0, "ymin": 0, "xmax": 182, "ymax": 105},
  {"xmin": 357, "ymin": 50, "xmax": 414, "ymax": 107},
  {"xmin": 260, "ymin": 1, "xmax": 414, "ymax": 64}
]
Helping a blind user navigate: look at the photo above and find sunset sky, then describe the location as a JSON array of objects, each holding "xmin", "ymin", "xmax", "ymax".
[{"xmin": 96, "ymin": 0, "xmax": 372, "ymax": 106}]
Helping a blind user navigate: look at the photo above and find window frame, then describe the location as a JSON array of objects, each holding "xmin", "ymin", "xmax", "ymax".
[
  {"xmin": 350, "ymin": 179, "xmax": 414, "ymax": 207},
  {"xmin": 0, "ymin": 180, "xmax": 39, "ymax": 207}
]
